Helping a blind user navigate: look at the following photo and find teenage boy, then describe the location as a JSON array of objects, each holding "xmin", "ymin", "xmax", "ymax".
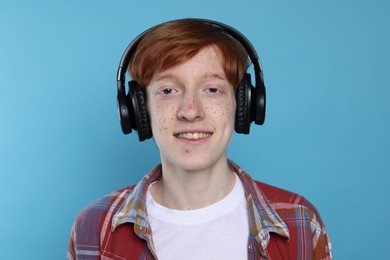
[{"xmin": 68, "ymin": 19, "xmax": 332, "ymax": 260}]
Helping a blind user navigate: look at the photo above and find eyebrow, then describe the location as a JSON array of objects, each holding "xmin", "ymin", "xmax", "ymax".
[
  {"xmin": 152, "ymin": 72, "xmax": 226, "ymax": 82},
  {"xmin": 203, "ymin": 72, "xmax": 226, "ymax": 80},
  {"xmin": 152, "ymin": 73, "xmax": 176, "ymax": 82}
]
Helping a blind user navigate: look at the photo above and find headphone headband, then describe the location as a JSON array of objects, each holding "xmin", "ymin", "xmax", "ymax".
[{"xmin": 117, "ymin": 19, "xmax": 264, "ymax": 89}]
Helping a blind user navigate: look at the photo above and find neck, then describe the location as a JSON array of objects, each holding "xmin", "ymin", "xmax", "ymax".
[{"xmin": 151, "ymin": 159, "xmax": 235, "ymax": 210}]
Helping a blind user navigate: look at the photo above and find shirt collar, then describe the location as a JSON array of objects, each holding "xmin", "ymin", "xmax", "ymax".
[
  {"xmin": 111, "ymin": 160, "xmax": 290, "ymax": 250},
  {"xmin": 227, "ymin": 160, "xmax": 290, "ymax": 251},
  {"xmin": 111, "ymin": 165, "xmax": 162, "ymax": 234}
]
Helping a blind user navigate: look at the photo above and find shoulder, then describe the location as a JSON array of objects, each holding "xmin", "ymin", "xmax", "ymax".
[
  {"xmin": 255, "ymin": 181, "xmax": 332, "ymax": 256},
  {"xmin": 254, "ymin": 180, "xmax": 320, "ymax": 216},
  {"xmin": 68, "ymin": 185, "xmax": 140, "ymax": 259},
  {"xmin": 72, "ymin": 185, "xmax": 136, "ymax": 240}
]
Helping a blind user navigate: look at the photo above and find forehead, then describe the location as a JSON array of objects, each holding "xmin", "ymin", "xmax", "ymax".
[{"xmin": 152, "ymin": 46, "xmax": 226, "ymax": 81}]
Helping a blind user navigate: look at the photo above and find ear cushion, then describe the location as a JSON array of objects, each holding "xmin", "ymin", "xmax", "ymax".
[
  {"xmin": 235, "ymin": 73, "xmax": 252, "ymax": 134},
  {"xmin": 128, "ymin": 81, "xmax": 153, "ymax": 141}
]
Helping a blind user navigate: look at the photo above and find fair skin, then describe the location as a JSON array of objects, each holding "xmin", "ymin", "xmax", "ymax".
[{"xmin": 146, "ymin": 46, "xmax": 237, "ymax": 210}]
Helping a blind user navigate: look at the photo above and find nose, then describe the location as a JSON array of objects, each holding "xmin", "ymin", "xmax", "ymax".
[{"xmin": 177, "ymin": 92, "xmax": 204, "ymax": 121}]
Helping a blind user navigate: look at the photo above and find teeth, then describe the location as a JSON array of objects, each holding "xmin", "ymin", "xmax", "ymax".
[{"xmin": 177, "ymin": 132, "xmax": 211, "ymax": 139}]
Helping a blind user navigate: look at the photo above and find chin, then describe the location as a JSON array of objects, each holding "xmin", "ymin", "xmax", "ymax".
[{"xmin": 166, "ymin": 153, "xmax": 227, "ymax": 172}]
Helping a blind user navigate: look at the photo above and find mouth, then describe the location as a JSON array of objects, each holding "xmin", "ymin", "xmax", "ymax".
[{"xmin": 175, "ymin": 132, "xmax": 213, "ymax": 140}]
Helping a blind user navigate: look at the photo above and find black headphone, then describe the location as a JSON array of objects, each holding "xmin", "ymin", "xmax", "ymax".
[{"xmin": 116, "ymin": 18, "xmax": 266, "ymax": 141}]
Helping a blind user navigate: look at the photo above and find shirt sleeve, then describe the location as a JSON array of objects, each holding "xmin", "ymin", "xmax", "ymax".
[
  {"xmin": 67, "ymin": 221, "xmax": 77, "ymax": 260},
  {"xmin": 312, "ymin": 218, "xmax": 332, "ymax": 259},
  {"xmin": 303, "ymin": 198, "xmax": 332, "ymax": 259}
]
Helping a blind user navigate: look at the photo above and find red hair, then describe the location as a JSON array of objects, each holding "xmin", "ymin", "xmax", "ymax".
[{"xmin": 128, "ymin": 19, "xmax": 248, "ymax": 89}]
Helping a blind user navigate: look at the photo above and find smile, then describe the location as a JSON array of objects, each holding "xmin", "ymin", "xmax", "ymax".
[{"xmin": 175, "ymin": 132, "xmax": 212, "ymax": 140}]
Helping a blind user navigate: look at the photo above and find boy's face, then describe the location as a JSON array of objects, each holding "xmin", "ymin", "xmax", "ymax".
[{"xmin": 146, "ymin": 46, "xmax": 236, "ymax": 172}]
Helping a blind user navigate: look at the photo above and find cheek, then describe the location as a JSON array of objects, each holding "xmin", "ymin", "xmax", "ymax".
[
  {"xmin": 151, "ymin": 104, "xmax": 177, "ymax": 131},
  {"xmin": 225, "ymin": 101, "xmax": 235, "ymax": 116},
  {"xmin": 207, "ymin": 101, "xmax": 235, "ymax": 121}
]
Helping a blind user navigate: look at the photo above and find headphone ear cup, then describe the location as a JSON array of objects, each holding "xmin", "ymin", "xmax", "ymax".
[
  {"xmin": 254, "ymin": 73, "xmax": 266, "ymax": 125},
  {"xmin": 128, "ymin": 80, "xmax": 153, "ymax": 141},
  {"xmin": 117, "ymin": 80, "xmax": 133, "ymax": 134},
  {"xmin": 235, "ymin": 73, "xmax": 252, "ymax": 134}
]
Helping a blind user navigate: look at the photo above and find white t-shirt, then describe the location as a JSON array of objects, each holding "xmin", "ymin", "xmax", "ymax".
[{"xmin": 146, "ymin": 174, "xmax": 249, "ymax": 260}]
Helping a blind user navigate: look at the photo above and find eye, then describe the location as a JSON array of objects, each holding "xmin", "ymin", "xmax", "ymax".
[
  {"xmin": 162, "ymin": 88, "xmax": 173, "ymax": 95},
  {"xmin": 157, "ymin": 88, "xmax": 177, "ymax": 95},
  {"xmin": 208, "ymin": 87, "xmax": 219, "ymax": 94}
]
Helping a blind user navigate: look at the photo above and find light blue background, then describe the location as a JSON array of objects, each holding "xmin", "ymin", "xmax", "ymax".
[{"xmin": 1, "ymin": 0, "xmax": 389, "ymax": 259}]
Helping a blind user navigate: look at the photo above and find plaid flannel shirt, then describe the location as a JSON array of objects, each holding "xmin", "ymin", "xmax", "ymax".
[{"xmin": 68, "ymin": 160, "xmax": 332, "ymax": 259}]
